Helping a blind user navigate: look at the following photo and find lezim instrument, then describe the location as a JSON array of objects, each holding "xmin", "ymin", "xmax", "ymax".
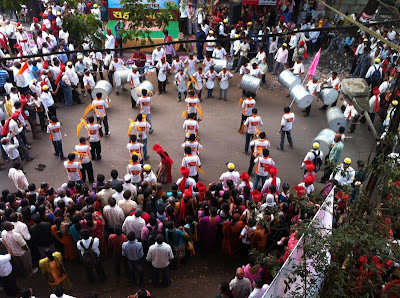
[
  {"xmin": 240, "ymin": 74, "xmax": 261, "ymax": 94},
  {"xmin": 278, "ymin": 69, "xmax": 301, "ymax": 91},
  {"xmin": 289, "ymin": 85, "xmax": 313, "ymax": 109},
  {"xmin": 312, "ymin": 128, "xmax": 336, "ymax": 157},
  {"xmin": 91, "ymin": 80, "xmax": 112, "ymax": 100},
  {"xmin": 326, "ymin": 107, "xmax": 346, "ymax": 132}
]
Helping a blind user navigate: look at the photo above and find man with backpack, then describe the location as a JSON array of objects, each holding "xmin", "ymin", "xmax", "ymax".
[
  {"xmin": 365, "ymin": 58, "xmax": 382, "ymax": 87},
  {"xmin": 77, "ymin": 229, "xmax": 106, "ymax": 282},
  {"xmin": 301, "ymin": 142, "xmax": 323, "ymax": 173},
  {"xmin": 141, "ymin": 216, "xmax": 163, "ymax": 254},
  {"xmin": 320, "ymin": 135, "xmax": 344, "ymax": 184}
]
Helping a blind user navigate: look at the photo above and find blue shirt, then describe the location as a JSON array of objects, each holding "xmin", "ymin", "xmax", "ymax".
[
  {"xmin": 0, "ymin": 69, "xmax": 9, "ymax": 87},
  {"xmin": 122, "ymin": 240, "xmax": 144, "ymax": 261}
]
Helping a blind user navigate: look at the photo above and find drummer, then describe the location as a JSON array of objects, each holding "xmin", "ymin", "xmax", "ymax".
[
  {"xmin": 239, "ymin": 62, "xmax": 251, "ymax": 97},
  {"xmin": 203, "ymin": 54, "xmax": 215, "ymax": 73},
  {"xmin": 175, "ymin": 68, "xmax": 188, "ymax": 102},
  {"xmin": 212, "ymin": 44, "xmax": 227, "ymax": 60},
  {"xmin": 193, "ymin": 66, "xmax": 205, "ymax": 102},
  {"xmin": 137, "ymin": 89, "xmax": 153, "ymax": 134},
  {"xmin": 185, "ymin": 90, "xmax": 200, "ymax": 120},
  {"xmin": 286, "ymin": 57, "xmax": 305, "ymax": 97},
  {"xmin": 155, "ymin": 56, "xmax": 171, "ymax": 95},
  {"xmin": 319, "ymin": 72, "xmax": 341, "ymax": 110},
  {"xmin": 217, "ymin": 66, "xmax": 233, "ymax": 101},
  {"xmin": 249, "ymin": 63, "xmax": 265, "ymax": 92},
  {"xmin": 108, "ymin": 55, "xmax": 126, "ymax": 96},
  {"xmin": 172, "ymin": 56, "xmax": 185, "ymax": 75},
  {"xmin": 255, "ymin": 48, "xmax": 267, "ymax": 65},
  {"xmin": 184, "ymin": 53, "xmax": 199, "ymax": 77},
  {"xmin": 127, "ymin": 65, "xmax": 145, "ymax": 109},
  {"xmin": 304, "ymin": 75, "xmax": 321, "ymax": 117},
  {"xmin": 205, "ymin": 66, "xmax": 217, "ymax": 99}
]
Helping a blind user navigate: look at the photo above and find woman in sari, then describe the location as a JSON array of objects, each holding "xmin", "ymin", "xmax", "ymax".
[
  {"xmin": 153, "ymin": 144, "xmax": 174, "ymax": 184},
  {"xmin": 250, "ymin": 220, "xmax": 271, "ymax": 253},
  {"xmin": 39, "ymin": 248, "xmax": 72, "ymax": 291},
  {"xmin": 222, "ymin": 213, "xmax": 244, "ymax": 256},
  {"xmin": 199, "ymin": 206, "xmax": 220, "ymax": 252},
  {"xmin": 51, "ymin": 217, "xmax": 76, "ymax": 261}
]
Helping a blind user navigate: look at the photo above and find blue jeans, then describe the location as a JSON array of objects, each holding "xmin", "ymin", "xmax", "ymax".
[
  {"xmin": 280, "ymin": 130, "xmax": 293, "ymax": 149},
  {"xmin": 146, "ymin": 114, "xmax": 153, "ymax": 132},
  {"xmin": 152, "ymin": 265, "xmax": 170, "ymax": 286},
  {"xmin": 219, "ymin": 88, "xmax": 227, "ymax": 99},
  {"xmin": 141, "ymin": 137, "xmax": 148, "ymax": 159},
  {"xmin": 254, "ymin": 174, "xmax": 267, "ymax": 189},
  {"xmin": 61, "ymin": 83, "xmax": 73, "ymax": 106},
  {"xmin": 138, "ymin": 68, "xmax": 146, "ymax": 82},
  {"xmin": 207, "ymin": 88, "xmax": 213, "ymax": 97},
  {"xmin": 178, "ymin": 91, "xmax": 187, "ymax": 100},
  {"xmin": 52, "ymin": 140, "xmax": 64, "ymax": 159},
  {"xmin": 128, "ymin": 259, "xmax": 144, "ymax": 285},
  {"xmin": 244, "ymin": 132, "xmax": 254, "ymax": 153}
]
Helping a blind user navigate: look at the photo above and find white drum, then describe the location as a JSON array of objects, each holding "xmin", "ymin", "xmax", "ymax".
[
  {"xmin": 214, "ymin": 59, "xmax": 227, "ymax": 73},
  {"xmin": 240, "ymin": 74, "xmax": 261, "ymax": 94},
  {"xmin": 194, "ymin": 81, "xmax": 203, "ymax": 91},
  {"xmin": 178, "ymin": 83, "xmax": 186, "ymax": 93},
  {"xmin": 278, "ymin": 69, "xmax": 301, "ymax": 91},
  {"xmin": 113, "ymin": 69, "xmax": 131, "ymax": 86},
  {"xmin": 259, "ymin": 63, "xmax": 268, "ymax": 74},
  {"xmin": 206, "ymin": 80, "xmax": 214, "ymax": 89},
  {"xmin": 289, "ymin": 85, "xmax": 314, "ymax": 109},
  {"xmin": 91, "ymin": 80, "xmax": 112, "ymax": 100},
  {"xmin": 312, "ymin": 128, "xmax": 336, "ymax": 157},
  {"xmin": 131, "ymin": 80, "xmax": 155, "ymax": 103},
  {"xmin": 158, "ymin": 72, "xmax": 166, "ymax": 82},
  {"xmin": 319, "ymin": 87, "xmax": 339, "ymax": 105},
  {"xmin": 219, "ymin": 80, "xmax": 229, "ymax": 90},
  {"xmin": 326, "ymin": 107, "xmax": 347, "ymax": 132}
]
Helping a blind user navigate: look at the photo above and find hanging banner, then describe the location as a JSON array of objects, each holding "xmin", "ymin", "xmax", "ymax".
[
  {"xmin": 258, "ymin": 0, "xmax": 276, "ymax": 5},
  {"xmin": 108, "ymin": 0, "xmax": 179, "ymax": 20},
  {"xmin": 242, "ymin": 0, "xmax": 260, "ymax": 5}
]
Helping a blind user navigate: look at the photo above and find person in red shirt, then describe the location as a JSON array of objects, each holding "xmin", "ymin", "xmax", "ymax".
[
  {"xmin": 132, "ymin": 50, "xmax": 147, "ymax": 82},
  {"xmin": 108, "ymin": 225, "xmax": 128, "ymax": 275}
]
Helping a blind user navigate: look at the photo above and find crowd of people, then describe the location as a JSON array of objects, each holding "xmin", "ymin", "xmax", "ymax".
[{"xmin": 0, "ymin": 0, "xmax": 399, "ymax": 297}]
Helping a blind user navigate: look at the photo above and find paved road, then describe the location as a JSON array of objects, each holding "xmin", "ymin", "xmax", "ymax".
[{"xmin": 0, "ymin": 71, "xmax": 375, "ymax": 297}]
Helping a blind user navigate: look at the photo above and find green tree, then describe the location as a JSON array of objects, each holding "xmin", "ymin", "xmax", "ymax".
[
  {"xmin": 120, "ymin": 0, "xmax": 178, "ymax": 45},
  {"xmin": 0, "ymin": 0, "xmax": 27, "ymax": 12}
]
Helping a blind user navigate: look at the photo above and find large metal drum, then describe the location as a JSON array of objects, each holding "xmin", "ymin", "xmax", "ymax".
[
  {"xmin": 326, "ymin": 107, "xmax": 346, "ymax": 132},
  {"xmin": 279, "ymin": 69, "xmax": 302, "ymax": 90},
  {"xmin": 319, "ymin": 87, "xmax": 339, "ymax": 105},
  {"xmin": 312, "ymin": 128, "xmax": 336, "ymax": 157},
  {"xmin": 240, "ymin": 74, "xmax": 261, "ymax": 94},
  {"xmin": 214, "ymin": 59, "xmax": 227, "ymax": 73},
  {"xmin": 113, "ymin": 69, "xmax": 130, "ymax": 86},
  {"xmin": 91, "ymin": 80, "xmax": 112, "ymax": 100},
  {"xmin": 131, "ymin": 80, "xmax": 155, "ymax": 103},
  {"xmin": 289, "ymin": 85, "xmax": 313, "ymax": 109}
]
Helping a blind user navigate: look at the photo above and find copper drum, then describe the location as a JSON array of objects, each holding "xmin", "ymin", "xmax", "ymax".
[
  {"xmin": 240, "ymin": 74, "xmax": 261, "ymax": 94},
  {"xmin": 289, "ymin": 85, "xmax": 314, "ymax": 109},
  {"xmin": 319, "ymin": 86, "xmax": 339, "ymax": 105},
  {"xmin": 326, "ymin": 107, "xmax": 346, "ymax": 132},
  {"xmin": 113, "ymin": 69, "xmax": 131, "ymax": 86},
  {"xmin": 214, "ymin": 59, "xmax": 227, "ymax": 73},
  {"xmin": 312, "ymin": 128, "xmax": 336, "ymax": 157},
  {"xmin": 131, "ymin": 80, "xmax": 155, "ymax": 103},
  {"xmin": 278, "ymin": 69, "xmax": 301, "ymax": 91},
  {"xmin": 91, "ymin": 80, "xmax": 112, "ymax": 100}
]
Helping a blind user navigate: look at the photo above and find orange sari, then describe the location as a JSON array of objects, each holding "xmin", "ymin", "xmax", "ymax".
[
  {"xmin": 50, "ymin": 225, "xmax": 77, "ymax": 261},
  {"xmin": 222, "ymin": 220, "xmax": 244, "ymax": 256}
]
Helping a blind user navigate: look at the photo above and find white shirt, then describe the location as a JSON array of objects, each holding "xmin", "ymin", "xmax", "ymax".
[
  {"xmin": 343, "ymin": 104, "xmax": 358, "ymax": 120},
  {"xmin": 256, "ymin": 52, "xmax": 266, "ymax": 64},
  {"xmin": 206, "ymin": 35, "xmax": 216, "ymax": 52},
  {"xmin": 8, "ymin": 168, "xmax": 28, "ymax": 191},
  {"xmin": 281, "ymin": 112, "xmax": 295, "ymax": 131},
  {"xmin": 138, "ymin": 96, "xmax": 151, "ymax": 115},
  {"xmin": 2, "ymin": 137, "xmax": 20, "ymax": 159},
  {"xmin": 242, "ymin": 98, "xmax": 256, "ymax": 116},
  {"xmin": 155, "ymin": 61, "xmax": 171, "ymax": 73},
  {"xmin": 261, "ymin": 177, "xmax": 281, "ymax": 193},
  {"xmin": 302, "ymin": 149, "xmax": 323, "ymax": 167},
  {"xmin": 50, "ymin": 294, "xmax": 76, "ymax": 298},
  {"xmin": 77, "ymin": 237, "xmax": 100, "ymax": 256},
  {"xmin": 206, "ymin": 70, "xmax": 217, "ymax": 81},
  {"xmin": 105, "ymin": 34, "xmax": 116, "ymax": 49},
  {"xmin": 122, "ymin": 215, "xmax": 145, "ymax": 239},
  {"xmin": 250, "ymin": 139, "xmax": 270, "ymax": 157},
  {"xmin": 306, "ymin": 81, "xmax": 321, "ymax": 95},
  {"xmin": 293, "ymin": 62, "xmax": 304, "ymax": 75},
  {"xmin": 64, "ymin": 161, "xmax": 82, "ymax": 182},
  {"xmin": 103, "ymin": 205, "xmax": 125, "ymax": 229},
  {"xmin": 40, "ymin": 91, "xmax": 54, "ymax": 111},
  {"xmin": 255, "ymin": 156, "xmax": 275, "ymax": 176},
  {"xmin": 330, "ymin": 165, "xmax": 355, "ymax": 186},
  {"xmin": 176, "ymin": 177, "xmax": 196, "ymax": 188},
  {"xmin": 152, "ymin": 48, "xmax": 165, "ymax": 65},
  {"xmin": 219, "ymin": 171, "xmax": 240, "ymax": 187},
  {"xmin": 217, "ymin": 70, "xmax": 233, "ymax": 81},
  {"xmin": 249, "ymin": 285, "xmax": 269, "ymax": 298},
  {"xmin": 0, "ymin": 254, "xmax": 12, "ymax": 277},
  {"xmin": 326, "ymin": 76, "xmax": 340, "ymax": 90},
  {"xmin": 175, "ymin": 72, "xmax": 188, "ymax": 84},
  {"xmin": 365, "ymin": 64, "xmax": 382, "ymax": 79},
  {"xmin": 109, "ymin": 59, "xmax": 125, "ymax": 71},
  {"xmin": 184, "ymin": 57, "xmax": 198, "ymax": 71},
  {"xmin": 127, "ymin": 71, "xmax": 141, "ymax": 87},
  {"xmin": 47, "ymin": 122, "xmax": 62, "ymax": 142},
  {"xmin": 83, "ymin": 74, "xmax": 95, "ymax": 89},
  {"xmin": 181, "ymin": 154, "xmax": 201, "ymax": 177},
  {"xmin": 146, "ymin": 242, "xmax": 174, "ymax": 268},
  {"xmin": 75, "ymin": 144, "xmax": 91, "ymax": 164},
  {"xmin": 212, "ymin": 47, "xmax": 227, "ymax": 60},
  {"xmin": 203, "ymin": 58, "xmax": 215, "ymax": 72},
  {"xmin": 172, "ymin": 60, "xmax": 185, "ymax": 73},
  {"xmin": 12, "ymin": 221, "xmax": 31, "ymax": 240},
  {"xmin": 87, "ymin": 123, "xmax": 101, "ymax": 142},
  {"xmin": 244, "ymin": 115, "xmax": 263, "ymax": 134},
  {"xmin": 54, "ymin": 196, "xmax": 73, "ymax": 208}
]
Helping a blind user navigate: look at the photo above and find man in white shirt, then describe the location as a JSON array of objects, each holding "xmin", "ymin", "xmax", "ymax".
[
  {"xmin": 205, "ymin": 30, "xmax": 216, "ymax": 57},
  {"xmin": 155, "ymin": 56, "xmax": 171, "ymax": 94},
  {"xmin": 236, "ymin": 38, "xmax": 251, "ymax": 72},
  {"xmin": 320, "ymin": 71, "xmax": 340, "ymax": 110},
  {"xmin": 9, "ymin": 212, "xmax": 31, "ymax": 241},
  {"xmin": 229, "ymin": 267, "xmax": 252, "ymax": 298},
  {"xmin": 8, "ymin": 160, "xmax": 28, "ymax": 192},
  {"xmin": 219, "ymin": 163, "xmax": 240, "ymax": 187},
  {"xmin": 330, "ymin": 158, "xmax": 355, "ymax": 186},
  {"xmin": 152, "ymin": 46, "xmax": 165, "ymax": 75},
  {"xmin": 290, "ymin": 56, "xmax": 304, "ymax": 76},
  {"xmin": 1, "ymin": 132, "xmax": 22, "ymax": 166},
  {"xmin": 217, "ymin": 67, "xmax": 233, "ymax": 101},
  {"xmin": 77, "ymin": 229, "xmax": 106, "ymax": 282},
  {"xmin": 182, "ymin": 146, "xmax": 201, "ymax": 182},
  {"xmin": 0, "ymin": 252, "xmax": 19, "ymax": 296},
  {"xmin": 212, "ymin": 44, "xmax": 227, "ymax": 60},
  {"xmin": 304, "ymin": 75, "xmax": 320, "ymax": 117},
  {"xmin": 122, "ymin": 208, "xmax": 146, "ymax": 239},
  {"xmin": 53, "ymin": 190, "xmax": 73, "ymax": 208},
  {"xmin": 244, "ymin": 108, "xmax": 263, "ymax": 154},
  {"xmin": 278, "ymin": 106, "xmax": 295, "ymax": 150},
  {"xmin": 146, "ymin": 234, "xmax": 174, "ymax": 287},
  {"xmin": 109, "ymin": 56, "xmax": 126, "ymax": 95},
  {"xmin": 105, "ymin": 29, "xmax": 116, "ymax": 53},
  {"xmin": 103, "ymin": 197, "xmax": 125, "ymax": 229}
]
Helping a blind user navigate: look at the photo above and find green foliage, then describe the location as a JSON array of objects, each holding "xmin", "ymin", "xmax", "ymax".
[
  {"xmin": 120, "ymin": 0, "xmax": 178, "ymax": 45},
  {"xmin": 62, "ymin": 13, "xmax": 104, "ymax": 49},
  {"xmin": 0, "ymin": 0, "xmax": 27, "ymax": 12}
]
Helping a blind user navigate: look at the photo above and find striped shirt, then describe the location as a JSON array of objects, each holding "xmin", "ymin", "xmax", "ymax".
[{"xmin": 0, "ymin": 69, "xmax": 9, "ymax": 87}]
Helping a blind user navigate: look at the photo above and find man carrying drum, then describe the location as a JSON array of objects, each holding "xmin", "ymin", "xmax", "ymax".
[
  {"xmin": 319, "ymin": 72, "xmax": 340, "ymax": 110},
  {"xmin": 155, "ymin": 56, "xmax": 171, "ymax": 95},
  {"xmin": 217, "ymin": 66, "xmax": 233, "ymax": 101},
  {"xmin": 205, "ymin": 66, "xmax": 217, "ymax": 99},
  {"xmin": 193, "ymin": 67, "xmax": 205, "ymax": 102},
  {"xmin": 175, "ymin": 68, "xmax": 188, "ymax": 102}
]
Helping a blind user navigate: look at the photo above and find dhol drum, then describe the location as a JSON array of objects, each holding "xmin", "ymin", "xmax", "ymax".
[
  {"xmin": 91, "ymin": 80, "xmax": 112, "ymax": 100},
  {"xmin": 131, "ymin": 80, "xmax": 155, "ymax": 103},
  {"xmin": 194, "ymin": 81, "xmax": 203, "ymax": 91},
  {"xmin": 319, "ymin": 86, "xmax": 339, "ymax": 105},
  {"xmin": 240, "ymin": 74, "xmax": 261, "ymax": 94},
  {"xmin": 289, "ymin": 85, "xmax": 313, "ymax": 109},
  {"xmin": 206, "ymin": 80, "xmax": 215, "ymax": 89},
  {"xmin": 158, "ymin": 72, "xmax": 167, "ymax": 82},
  {"xmin": 113, "ymin": 69, "xmax": 130, "ymax": 86},
  {"xmin": 259, "ymin": 63, "xmax": 268, "ymax": 74},
  {"xmin": 177, "ymin": 83, "xmax": 186, "ymax": 93},
  {"xmin": 278, "ymin": 69, "xmax": 302, "ymax": 91},
  {"xmin": 214, "ymin": 59, "xmax": 227, "ymax": 73},
  {"xmin": 312, "ymin": 128, "xmax": 336, "ymax": 157},
  {"xmin": 326, "ymin": 107, "xmax": 346, "ymax": 132},
  {"xmin": 219, "ymin": 80, "xmax": 229, "ymax": 90}
]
